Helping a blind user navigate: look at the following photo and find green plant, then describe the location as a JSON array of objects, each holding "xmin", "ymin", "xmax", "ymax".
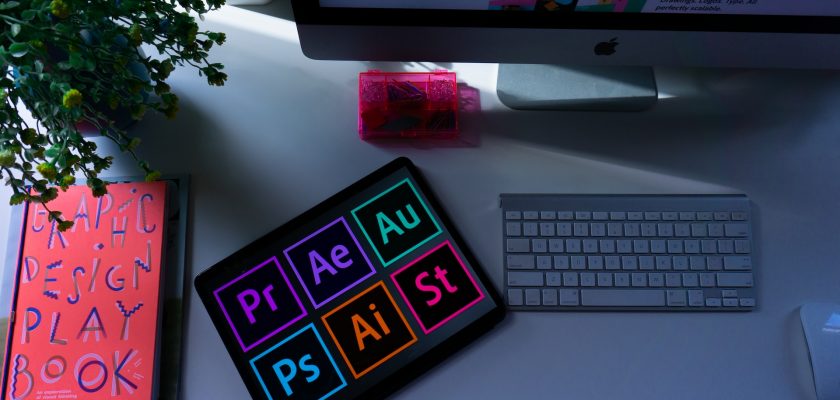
[{"xmin": 1, "ymin": 0, "xmax": 227, "ymax": 230}]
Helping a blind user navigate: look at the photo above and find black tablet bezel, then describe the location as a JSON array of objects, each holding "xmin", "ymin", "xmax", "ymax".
[{"xmin": 194, "ymin": 157, "xmax": 505, "ymax": 400}]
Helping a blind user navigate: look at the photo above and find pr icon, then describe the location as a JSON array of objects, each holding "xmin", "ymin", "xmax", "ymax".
[
  {"xmin": 213, "ymin": 257, "xmax": 306, "ymax": 352},
  {"xmin": 321, "ymin": 281, "xmax": 417, "ymax": 378},
  {"xmin": 284, "ymin": 217, "xmax": 376, "ymax": 308},
  {"xmin": 249, "ymin": 324, "xmax": 346, "ymax": 400},
  {"xmin": 352, "ymin": 179, "xmax": 441, "ymax": 267},
  {"xmin": 391, "ymin": 241, "xmax": 484, "ymax": 333}
]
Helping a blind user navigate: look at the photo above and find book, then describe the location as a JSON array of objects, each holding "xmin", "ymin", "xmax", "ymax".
[{"xmin": 1, "ymin": 181, "xmax": 169, "ymax": 399}]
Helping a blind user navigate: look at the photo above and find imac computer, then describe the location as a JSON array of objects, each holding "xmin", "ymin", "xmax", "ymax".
[{"xmin": 290, "ymin": 1, "xmax": 840, "ymax": 110}]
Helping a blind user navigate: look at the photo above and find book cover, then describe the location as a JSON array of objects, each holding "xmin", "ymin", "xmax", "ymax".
[{"xmin": 2, "ymin": 181, "xmax": 168, "ymax": 399}]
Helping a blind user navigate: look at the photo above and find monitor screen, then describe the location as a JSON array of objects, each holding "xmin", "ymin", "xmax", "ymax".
[
  {"xmin": 318, "ymin": 0, "xmax": 840, "ymax": 16},
  {"xmin": 293, "ymin": 0, "xmax": 840, "ymax": 70}
]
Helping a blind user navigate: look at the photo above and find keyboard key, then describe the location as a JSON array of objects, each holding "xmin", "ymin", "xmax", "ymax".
[
  {"xmin": 628, "ymin": 212, "xmax": 643, "ymax": 221},
  {"xmin": 574, "ymin": 223, "xmax": 589, "ymax": 236},
  {"xmin": 666, "ymin": 290, "xmax": 687, "ymax": 306},
  {"xmin": 600, "ymin": 240, "xmax": 615, "ymax": 253},
  {"xmin": 540, "ymin": 211, "xmax": 556, "ymax": 220},
  {"xmin": 697, "ymin": 212, "xmax": 713, "ymax": 221},
  {"xmin": 688, "ymin": 290, "xmax": 704, "ymax": 306},
  {"xmin": 583, "ymin": 240, "xmax": 599, "ymax": 253},
  {"xmin": 562, "ymin": 272, "xmax": 579, "ymax": 286},
  {"xmin": 590, "ymin": 223, "xmax": 606, "ymax": 236},
  {"xmin": 558, "ymin": 211, "xmax": 574, "ymax": 220},
  {"xmin": 524, "ymin": 211, "xmax": 539, "ymax": 220},
  {"xmin": 691, "ymin": 224, "xmax": 707, "ymax": 237},
  {"xmin": 682, "ymin": 273, "xmax": 699, "ymax": 287},
  {"xmin": 639, "ymin": 256, "xmax": 654, "ymax": 270},
  {"xmin": 714, "ymin": 212, "xmax": 730, "ymax": 221},
  {"xmin": 607, "ymin": 223, "xmax": 623, "ymax": 236},
  {"xmin": 662, "ymin": 212, "xmax": 678, "ymax": 221},
  {"xmin": 593, "ymin": 212, "xmax": 609, "ymax": 220},
  {"xmin": 624, "ymin": 223, "xmax": 640, "ymax": 236},
  {"xmin": 581, "ymin": 289, "xmax": 666, "ymax": 306},
  {"xmin": 621, "ymin": 256, "xmax": 638, "ymax": 270},
  {"xmin": 597, "ymin": 273, "xmax": 613, "ymax": 287},
  {"xmin": 631, "ymin": 273, "xmax": 647, "ymax": 287},
  {"xmin": 705, "ymin": 298, "xmax": 722, "ymax": 307},
  {"xmin": 732, "ymin": 212, "xmax": 748, "ymax": 221},
  {"xmin": 667, "ymin": 240, "xmax": 684, "ymax": 254},
  {"xmin": 673, "ymin": 256, "xmax": 689, "ymax": 270},
  {"xmin": 739, "ymin": 298, "xmax": 756, "ymax": 307},
  {"xmin": 542, "ymin": 289, "xmax": 558, "ymax": 306},
  {"xmin": 633, "ymin": 240, "xmax": 649, "ymax": 253},
  {"xmin": 649, "ymin": 273, "xmax": 664, "ymax": 287},
  {"xmin": 537, "ymin": 256, "xmax": 552, "ymax": 269},
  {"xmin": 546, "ymin": 273, "xmax": 562, "ymax": 286},
  {"xmin": 721, "ymin": 289, "xmax": 738, "ymax": 298},
  {"xmin": 549, "ymin": 239, "xmax": 564, "ymax": 253},
  {"xmin": 553, "ymin": 256, "xmax": 570, "ymax": 269},
  {"xmin": 690, "ymin": 256, "xmax": 705, "ymax": 270},
  {"xmin": 508, "ymin": 271, "xmax": 544, "ymax": 286},
  {"xmin": 525, "ymin": 289, "xmax": 541, "ymax": 305},
  {"xmin": 588, "ymin": 256, "xmax": 604, "ymax": 270},
  {"xmin": 656, "ymin": 256, "xmax": 672, "ymax": 270},
  {"xmin": 580, "ymin": 273, "xmax": 596, "ymax": 287},
  {"xmin": 679, "ymin": 212, "xmax": 695, "ymax": 221},
  {"xmin": 605, "ymin": 256, "xmax": 620, "ymax": 270},
  {"xmin": 657, "ymin": 223, "xmax": 674, "ymax": 237},
  {"xmin": 735, "ymin": 240, "xmax": 751, "ymax": 254},
  {"xmin": 571, "ymin": 256, "xmax": 586, "ymax": 270},
  {"xmin": 665, "ymin": 273, "xmax": 681, "ymax": 287},
  {"xmin": 674, "ymin": 223, "xmax": 691, "ymax": 237},
  {"xmin": 700, "ymin": 273, "xmax": 716, "ymax": 287},
  {"xmin": 723, "ymin": 298, "xmax": 738, "ymax": 307},
  {"xmin": 644, "ymin": 212, "xmax": 661, "ymax": 221},
  {"xmin": 717, "ymin": 273, "xmax": 753, "ymax": 287},
  {"xmin": 566, "ymin": 239, "xmax": 582, "ymax": 253},
  {"xmin": 723, "ymin": 256, "xmax": 751, "ymax": 270},
  {"xmin": 684, "ymin": 240, "xmax": 700, "ymax": 253},
  {"xmin": 559, "ymin": 289, "xmax": 580, "ymax": 305},
  {"xmin": 724, "ymin": 223, "xmax": 749, "ymax": 237},
  {"xmin": 641, "ymin": 223, "xmax": 657, "ymax": 237},
  {"xmin": 650, "ymin": 240, "xmax": 666, "ymax": 254},
  {"xmin": 507, "ymin": 239, "xmax": 530, "ymax": 253},
  {"xmin": 708, "ymin": 223, "xmax": 724, "ymax": 237},
  {"xmin": 701, "ymin": 240, "xmax": 717, "ymax": 254},
  {"xmin": 507, "ymin": 255, "xmax": 535, "ymax": 269},
  {"xmin": 524, "ymin": 223, "xmax": 538, "ymax": 236},
  {"xmin": 610, "ymin": 212, "xmax": 627, "ymax": 220},
  {"xmin": 532, "ymin": 239, "xmax": 547, "ymax": 253},
  {"xmin": 508, "ymin": 289, "xmax": 523, "ymax": 306},
  {"xmin": 717, "ymin": 240, "xmax": 734, "ymax": 254},
  {"xmin": 557, "ymin": 223, "xmax": 572, "ymax": 236},
  {"xmin": 506, "ymin": 222, "xmax": 522, "ymax": 236},
  {"xmin": 707, "ymin": 256, "xmax": 723, "ymax": 270},
  {"xmin": 540, "ymin": 223, "xmax": 555, "ymax": 236},
  {"xmin": 505, "ymin": 211, "xmax": 522, "ymax": 220},
  {"xmin": 575, "ymin": 211, "xmax": 591, "ymax": 220},
  {"xmin": 615, "ymin": 273, "xmax": 630, "ymax": 287},
  {"xmin": 617, "ymin": 240, "xmax": 633, "ymax": 253}
]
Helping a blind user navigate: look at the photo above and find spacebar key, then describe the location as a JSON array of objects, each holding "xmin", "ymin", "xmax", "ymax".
[{"xmin": 581, "ymin": 290, "xmax": 666, "ymax": 306}]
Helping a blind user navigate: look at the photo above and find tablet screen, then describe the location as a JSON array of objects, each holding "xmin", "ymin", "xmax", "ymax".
[{"xmin": 195, "ymin": 158, "xmax": 504, "ymax": 399}]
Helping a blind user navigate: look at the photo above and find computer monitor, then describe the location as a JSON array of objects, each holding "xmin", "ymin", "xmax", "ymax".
[{"xmin": 290, "ymin": 1, "xmax": 840, "ymax": 110}]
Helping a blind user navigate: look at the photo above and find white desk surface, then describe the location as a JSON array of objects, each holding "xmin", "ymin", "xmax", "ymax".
[{"xmin": 3, "ymin": 3, "xmax": 840, "ymax": 399}]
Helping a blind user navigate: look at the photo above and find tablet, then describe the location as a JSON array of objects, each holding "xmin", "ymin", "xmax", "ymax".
[{"xmin": 195, "ymin": 157, "xmax": 505, "ymax": 399}]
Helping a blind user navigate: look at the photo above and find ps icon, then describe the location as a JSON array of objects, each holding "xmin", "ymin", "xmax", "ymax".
[{"xmin": 249, "ymin": 324, "xmax": 346, "ymax": 400}]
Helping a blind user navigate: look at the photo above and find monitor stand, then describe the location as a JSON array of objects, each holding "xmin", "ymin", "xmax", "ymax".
[{"xmin": 496, "ymin": 64, "xmax": 658, "ymax": 111}]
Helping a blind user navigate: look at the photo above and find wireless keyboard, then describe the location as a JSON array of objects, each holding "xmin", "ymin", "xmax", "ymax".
[{"xmin": 500, "ymin": 194, "xmax": 755, "ymax": 311}]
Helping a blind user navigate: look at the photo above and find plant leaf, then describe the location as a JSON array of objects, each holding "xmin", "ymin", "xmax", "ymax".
[
  {"xmin": 0, "ymin": 2, "xmax": 20, "ymax": 10},
  {"xmin": 8, "ymin": 43, "xmax": 28, "ymax": 58},
  {"xmin": 10, "ymin": 24, "xmax": 21, "ymax": 38}
]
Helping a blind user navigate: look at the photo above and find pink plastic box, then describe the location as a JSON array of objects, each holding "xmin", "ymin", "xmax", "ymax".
[{"xmin": 358, "ymin": 70, "xmax": 458, "ymax": 139}]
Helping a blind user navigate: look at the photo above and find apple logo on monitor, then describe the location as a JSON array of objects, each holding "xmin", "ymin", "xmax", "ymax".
[{"xmin": 594, "ymin": 38, "xmax": 619, "ymax": 56}]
